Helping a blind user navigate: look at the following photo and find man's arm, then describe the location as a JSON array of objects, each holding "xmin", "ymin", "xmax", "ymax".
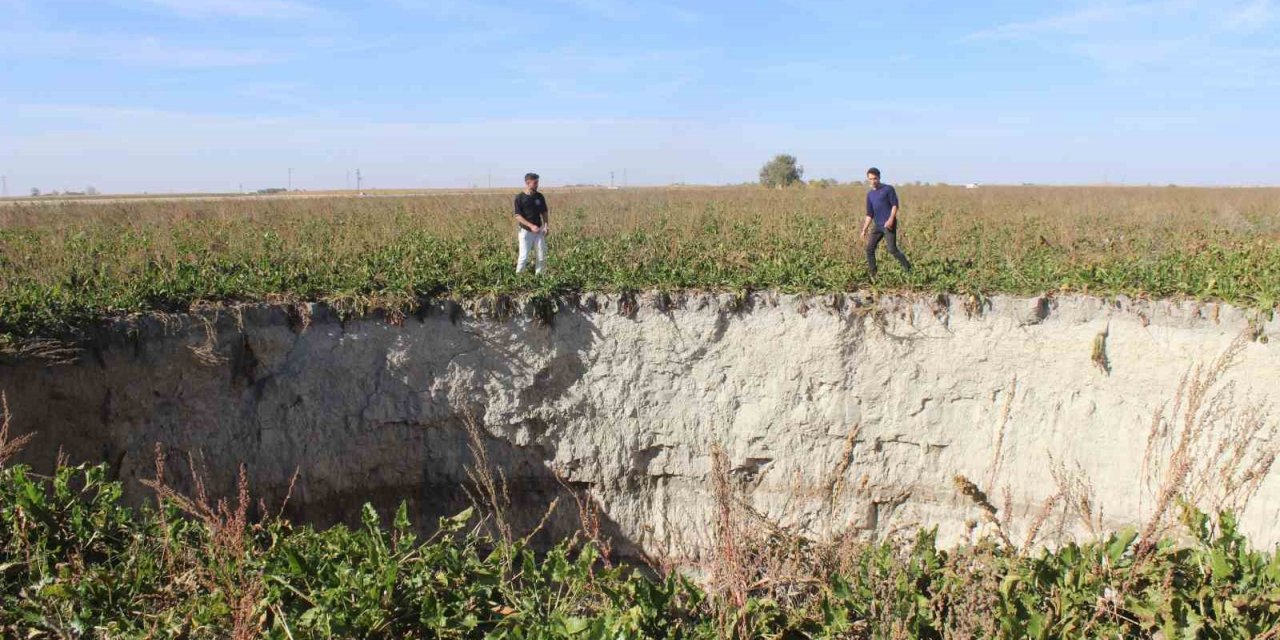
[
  {"xmin": 541, "ymin": 200, "xmax": 549, "ymax": 234},
  {"xmin": 886, "ymin": 187, "xmax": 900, "ymax": 230},
  {"xmin": 860, "ymin": 193, "xmax": 873, "ymax": 238}
]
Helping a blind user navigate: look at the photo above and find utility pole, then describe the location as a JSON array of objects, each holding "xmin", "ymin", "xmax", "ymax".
[
  {"xmin": 288, "ymin": 168, "xmax": 293, "ymax": 191},
  {"xmin": 610, "ymin": 171, "xmax": 615, "ymax": 188},
  {"xmin": 356, "ymin": 168, "xmax": 363, "ymax": 192},
  {"xmin": 1, "ymin": 175, "xmax": 7, "ymax": 197},
  {"xmin": 487, "ymin": 169, "xmax": 492, "ymax": 189}
]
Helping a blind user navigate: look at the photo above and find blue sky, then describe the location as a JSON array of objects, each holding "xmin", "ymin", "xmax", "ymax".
[{"xmin": 1, "ymin": 0, "xmax": 1278, "ymax": 193}]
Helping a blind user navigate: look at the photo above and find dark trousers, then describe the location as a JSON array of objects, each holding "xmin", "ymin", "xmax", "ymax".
[{"xmin": 866, "ymin": 227, "xmax": 912, "ymax": 277}]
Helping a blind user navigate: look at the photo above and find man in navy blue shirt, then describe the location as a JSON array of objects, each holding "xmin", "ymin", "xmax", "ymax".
[{"xmin": 858, "ymin": 167, "xmax": 912, "ymax": 279}]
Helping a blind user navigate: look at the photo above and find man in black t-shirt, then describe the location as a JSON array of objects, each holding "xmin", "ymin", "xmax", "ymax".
[{"xmin": 513, "ymin": 172, "xmax": 549, "ymax": 274}]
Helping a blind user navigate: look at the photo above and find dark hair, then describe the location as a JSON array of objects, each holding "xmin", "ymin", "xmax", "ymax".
[
  {"xmin": 524, "ymin": 172, "xmax": 540, "ymax": 181},
  {"xmin": 866, "ymin": 167, "xmax": 881, "ymax": 178}
]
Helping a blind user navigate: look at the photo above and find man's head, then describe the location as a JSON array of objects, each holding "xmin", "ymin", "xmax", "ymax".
[
  {"xmin": 524, "ymin": 172, "xmax": 540, "ymax": 192},
  {"xmin": 866, "ymin": 167, "xmax": 881, "ymax": 189}
]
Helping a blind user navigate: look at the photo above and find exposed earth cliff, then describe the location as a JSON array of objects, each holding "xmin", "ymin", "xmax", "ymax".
[{"xmin": 5, "ymin": 292, "xmax": 1277, "ymax": 559}]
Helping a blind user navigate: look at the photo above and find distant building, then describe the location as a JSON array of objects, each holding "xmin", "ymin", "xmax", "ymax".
[{"xmin": 965, "ymin": 183, "xmax": 981, "ymax": 190}]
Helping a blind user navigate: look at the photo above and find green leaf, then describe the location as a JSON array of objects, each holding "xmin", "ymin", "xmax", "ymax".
[
  {"xmin": 1107, "ymin": 527, "xmax": 1138, "ymax": 564},
  {"xmin": 1211, "ymin": 548, "xmax": 1234, "ymax": 581},
  {"xmin": 562, "ymin": 617, "xmax": 591, "ymax": 635}
]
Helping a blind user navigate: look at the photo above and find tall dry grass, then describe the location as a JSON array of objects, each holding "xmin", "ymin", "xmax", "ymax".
[
  {"xmin": 143, "ymin": 447, "xmax": 268, "ymax": 640},
  {"xmin": 0, "ymin": 392, "xmax": 33, "ymax": 468}
]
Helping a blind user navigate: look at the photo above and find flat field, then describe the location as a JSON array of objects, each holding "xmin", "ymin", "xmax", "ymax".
[{"xmin": 1, "ymin": 185, "xmax": 1278, "ymax": 341}]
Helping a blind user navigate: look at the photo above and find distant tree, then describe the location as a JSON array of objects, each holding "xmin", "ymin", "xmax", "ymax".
[
  {"xmin": 759, "ymin": 154, "xmax": 804, "ymax": 188},
  {"xmin": 30, "ymin": 188, "xmax": 39, "ymax": 197},
  {"xmin": 809, "ymin": 178, "xmax": 839, "ymax": 189}
]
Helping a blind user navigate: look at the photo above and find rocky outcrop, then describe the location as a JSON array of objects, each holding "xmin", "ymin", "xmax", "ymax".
[{"xmin": 4, "ymin": 292, "xmax": 1278, "ymax": 559}]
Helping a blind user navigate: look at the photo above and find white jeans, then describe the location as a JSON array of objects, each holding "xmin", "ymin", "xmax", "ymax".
[{"xmin": 516, "ymin": 228, "xmax": 546, "ymax": 274}]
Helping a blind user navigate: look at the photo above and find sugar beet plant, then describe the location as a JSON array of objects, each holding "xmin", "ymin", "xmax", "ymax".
[
  {"xmin": 4, "ymin": 441, "xmax": 1280, "ymax": 636},
  {"xmin": 1, "ymin": 185, "xmax": 1278, "ymax": 343}
]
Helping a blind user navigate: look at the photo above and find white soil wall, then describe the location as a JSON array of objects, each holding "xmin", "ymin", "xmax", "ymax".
[{"xmin": 4, "ymin": 292, "xmax": 1278, "ymax": 559}]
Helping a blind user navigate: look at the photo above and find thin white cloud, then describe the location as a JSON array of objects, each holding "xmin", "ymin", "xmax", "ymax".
[
  {"xmin": 964, "ymin": 0, "xmax": 1280, "ymax": 78},
  {"xmin": 386, "ymin": 0, "xmax": 509, "ymax": 20},
  {"xmin": 554, "ymin": 0, "xmax": 626, "ymax": 18},
  {"xmin": 1070, "ymin": 37, "xmax": 1280, "ymax": 85},
  {"xmin": 510, "ymin": 46, "xmax": 710, "ymax": 102},
  {"xmin": 232, "ymin": 82, "xmax": 324, "ymax": 112},
  {"xmin": 1070, "ymin": 38, "xmax": 1191, "ymax": 71},
  {"xmin": 775, "ymin": 0, "xmax": 858, "ymax": 19},
  {"xmin": 378, "ymin": 0, "xmax": 523, "ymax": 50},
  {"xmin": 10, "ymin": 103, "xmax": 293, "ymax": 127},
  {"xmin": 383, "ymin": 0, "xmax": 698, "ymax": 44},
  {"xmin": 965, "ymin": 1, "xmax": 1191, "ymax": 41},
  {"xmin": 553, "ymin": 0, "xmax": 699, "ymax": 23},
  {"xmin": 0, "ymin": 0, "xmax": 39, "ymax": 25},
  {"xmin": 132, "ymin": 0, "xmax": 330, "ymax": 21},
  {"xmin": 386, "ymin": 0, "xmax": 699, "ymax": 24},
  {"xmin": 521, "ymin": 46, "xmax": 711, "ymax": 76},
  {"xmin": 0, "ymin": 30, "xmax": 280, "ymax": 67},
  {"xmin": 1220, "ymin": 0, "xmax": 1278, "ymax": 32}
]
